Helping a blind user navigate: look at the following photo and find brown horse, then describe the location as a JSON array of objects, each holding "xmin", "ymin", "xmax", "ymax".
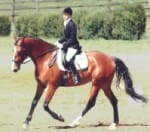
[{"xmin": 12, "ymin": 37, "xmax": 147, "ymax": 130}]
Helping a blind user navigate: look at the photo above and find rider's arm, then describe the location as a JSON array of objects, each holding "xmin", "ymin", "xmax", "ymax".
[
  {"xmin": 63, "ymin": 23, "xmax": 76, "ymax": 50},
  {"xmin": 59, "ymin": 36, "xmax": 66, "ymax": 43}
]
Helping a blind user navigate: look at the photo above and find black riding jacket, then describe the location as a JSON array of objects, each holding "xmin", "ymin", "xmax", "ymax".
[{"xmin": 59, "ymin": 19, "xmax": 81, "ymax": 52}]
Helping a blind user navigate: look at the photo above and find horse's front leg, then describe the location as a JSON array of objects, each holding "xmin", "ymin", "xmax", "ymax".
[
  {"xmin": 23, "ymin": 84, "xmax": 44, "ymax": 129},
  {"xmin": 43, "ymin": 84, "xmax": 64, "ymax": 122}
]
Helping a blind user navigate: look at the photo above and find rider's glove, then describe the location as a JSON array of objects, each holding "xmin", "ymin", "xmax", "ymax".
[
  {"xmin": 55, "ymin": 41, "xmax": 63, "ymax": 49},
  {"xmin": 62, "ymin": 44, "xmax": 67, "ymax": 52}
]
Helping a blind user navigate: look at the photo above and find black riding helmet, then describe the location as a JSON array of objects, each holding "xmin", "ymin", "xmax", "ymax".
[{"xmin": 63, "ymin": 7, "xmax": 73, "ymax": 15}]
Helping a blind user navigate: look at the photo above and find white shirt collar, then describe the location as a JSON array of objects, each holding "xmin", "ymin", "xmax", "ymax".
[{"xmin": 64, "ymin": 18, "xmax": 71, "ymax": 27}]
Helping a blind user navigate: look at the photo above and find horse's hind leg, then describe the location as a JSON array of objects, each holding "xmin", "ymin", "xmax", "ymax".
[
  {"xmin": 102, "ymin": 83, "xmax": 119, "ymax": 130},
  {"xmin": 23, "ymin": 84, "xmax": 44, "ymax": 129},
  {"xmin": 69, "ymin": 83, "xmax": 100, "ymax": 127}
]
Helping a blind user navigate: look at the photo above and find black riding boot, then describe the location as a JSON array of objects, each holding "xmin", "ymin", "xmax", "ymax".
[{"xmin": 69, "ymin": 59, "xmax": 80, "ymax": 84}]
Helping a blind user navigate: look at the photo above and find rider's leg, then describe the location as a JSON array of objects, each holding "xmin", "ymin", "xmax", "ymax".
[
  {"xmin": 69, "ymin": 58, "xmax": 80, "ymax": 84},
  {"xmin": 65, "ymin": 48, "xmax": 80, "ymax": 84}
]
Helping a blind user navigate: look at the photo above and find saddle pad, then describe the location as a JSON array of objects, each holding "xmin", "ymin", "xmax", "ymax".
[{"xmin": 57, "ymin": 49, "xmax": 88, "ymax": 71}]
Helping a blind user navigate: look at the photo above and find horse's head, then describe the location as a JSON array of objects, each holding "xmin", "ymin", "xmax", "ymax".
[
  {"xmin": 12, "ymin": 36, "xmax": 56, "ymax": 72},
  {"xmin": 12, "ymin": 37, "xmax": 29, "ymax": 72}
]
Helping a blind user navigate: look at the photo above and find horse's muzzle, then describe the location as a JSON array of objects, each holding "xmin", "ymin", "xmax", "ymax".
[
  {"xmin": 13, "ymin": 68, "xmax": 19, "ymax": 72},
  {"xmin": 11, "ymin": 62, "xmax": 20, "ymax": 72}
]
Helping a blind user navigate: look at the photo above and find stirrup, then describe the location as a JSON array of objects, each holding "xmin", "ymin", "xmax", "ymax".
[{"xmin": 73, "ymin": 74, "xmax": 80, "ymax": 84}]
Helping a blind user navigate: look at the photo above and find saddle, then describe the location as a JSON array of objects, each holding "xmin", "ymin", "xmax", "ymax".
[
  {"xmin": 48, "ymin": 49, "xmax": 88, "ymax": 85},
  {"xmin": 56, "ymin": 49, "xmax": 88, "ymax": 71}
]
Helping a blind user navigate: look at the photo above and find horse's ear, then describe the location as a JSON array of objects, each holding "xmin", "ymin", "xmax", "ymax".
[{"xmin": 12, "ymin": 34, "xmax": 18, "ymax": 42}]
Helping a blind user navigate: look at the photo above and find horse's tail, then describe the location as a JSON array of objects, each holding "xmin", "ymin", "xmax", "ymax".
[{"xmin": 114, "ymin": 57, "xmax": 148, "ymax": 103}]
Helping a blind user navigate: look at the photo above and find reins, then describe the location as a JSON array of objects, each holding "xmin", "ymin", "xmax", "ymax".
[{"xmin": 22, "ymin": 48, "xmax": 58, "ymax": 64}]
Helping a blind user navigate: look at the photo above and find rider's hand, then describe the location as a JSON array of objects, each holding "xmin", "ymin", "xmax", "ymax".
[
  {"xmin": 55, "ymin": 41, "xmax": 63, "ymax": 48},
  {"xmin": 62, "ymin": 44, "xmax": 67, "ymax": 52}
]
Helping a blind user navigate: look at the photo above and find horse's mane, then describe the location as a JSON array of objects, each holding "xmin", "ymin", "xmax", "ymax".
[{"xmin": 22, "ymin": 36, "xmax": 55, "ymax": 48}]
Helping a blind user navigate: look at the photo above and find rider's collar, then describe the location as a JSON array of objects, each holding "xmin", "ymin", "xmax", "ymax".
[{"xmin": 64, "ymin": 18, "xmax": 71, "ymax": 27}]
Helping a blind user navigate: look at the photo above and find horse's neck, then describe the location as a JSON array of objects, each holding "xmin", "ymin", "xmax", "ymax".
[{"xmin": 28, "ymin": 38, "xmax": 55, "ymax": 63}]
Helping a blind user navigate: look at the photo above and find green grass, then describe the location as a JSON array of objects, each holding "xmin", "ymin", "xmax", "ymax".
[
  {"xmin": 80, "ymin": 39, "xmax": 150, "ymax": 53},
  {"xmin": 1, "ymin": 36, "xmax": 150, "ymax": 54},
  {"xmin": 0, "ymin": 37, "xmax": 150, "ymax": 131}
]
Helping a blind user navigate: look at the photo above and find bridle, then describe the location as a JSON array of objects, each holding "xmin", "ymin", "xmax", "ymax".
[{"xmin": 12, "ymin": 37, "xmax": 58, "ymax": 65}]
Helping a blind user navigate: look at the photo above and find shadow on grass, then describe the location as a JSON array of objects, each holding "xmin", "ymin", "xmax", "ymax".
[
  {"xmin": 0, "ymin": 123, "xmax": 15, "ymax": 126},
  {"xmin": 49, "ymin": 122, "xmax": 150, "ymax": 129}
]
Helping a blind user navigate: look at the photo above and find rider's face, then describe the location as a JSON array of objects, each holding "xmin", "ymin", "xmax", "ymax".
[{"xmin": 63, "ymin": 13, "xmax": 71, "ymax": 21}]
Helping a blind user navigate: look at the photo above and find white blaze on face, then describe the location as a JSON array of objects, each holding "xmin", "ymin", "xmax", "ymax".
[{"xmin": 11, "ymin": 46, "xmax": 17, "ymax": 71}]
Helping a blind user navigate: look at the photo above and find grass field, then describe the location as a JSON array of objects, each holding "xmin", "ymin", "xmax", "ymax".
[{"xmin": 0, "ymin": 37, "xmax": 150, "ymax": 132}]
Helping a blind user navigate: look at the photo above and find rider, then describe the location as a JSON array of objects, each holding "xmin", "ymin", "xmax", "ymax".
[{"xmin": 56, "ymin": 7, "xmax": 81, "ymax": 84}]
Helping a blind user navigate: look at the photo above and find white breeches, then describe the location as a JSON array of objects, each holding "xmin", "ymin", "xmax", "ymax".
[{"xmin": 66, "ymin": 48, "xmax": 77, "ymax": 62}]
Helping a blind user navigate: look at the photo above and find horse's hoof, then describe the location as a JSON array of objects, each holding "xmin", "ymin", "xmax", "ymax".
[
  {"xmin": 69, "ymin": 113, "xmax": 82, "ymax": 127},
  {"xmin": 108, "ymin": 123, "xmax": 117, "ymax": 130},
  {"xmin": 22, "ymin": 123, "xmax": 29, "ymax": 129},
  {"xmin": 69, "ymin": 121, "xmax": 80, "ymax": 128},
  {"xmin": 69, "ymin": 120, "xmax": 80, "ymax": 127},
  {"xmin": 58, "ymin": 115, "xmax": 65, "ymax": 122}
]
